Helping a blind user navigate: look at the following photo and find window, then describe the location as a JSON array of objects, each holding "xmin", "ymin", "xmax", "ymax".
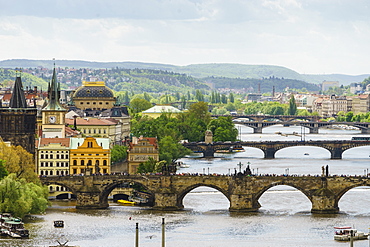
[
  {"xmin": 61, "ymin": 154, "xmax": 64, "ymax": 159},
  {"xmin": 88, "ymin": 142, "xmax": 93, "ymax": 148},
  {"xmin": 56, "ymin": 155, "xmax": 59, "ymax": 159},
  {"xmin": 50, "ymin": 155, "xmax": 53, "ymax": 159},
  {"xmin": 41, "ymin": 154, "xmax": 44, "ymax": 159},
  {"xmin": 103, "ymin": 160, "xmax": 107, "ymax": 166},
  {"xmin": 81, "ymin": 160, "xmax": 85, "ymax": 166},
  {"xmin": 41, "ymin": 162, "xmax": 44, "ymax": 167},
  {"xmin": 50, "ymin": 171, "xmax": 53, "ymax": 175}
]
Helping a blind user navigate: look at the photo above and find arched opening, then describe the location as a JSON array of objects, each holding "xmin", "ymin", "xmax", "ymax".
[
  {"xmin": 343, "ymin": 146, "xmax": 370, "ymax": 159},
  {"xmin": 105, "ymin": 182, "xmax": 154, "ymax": 206},
  {"xmin": 276, "ymin": 146, "xmax": 330, "ymax": 159},
  {"xmin": 338, "ymin": 186, "xmax": 370, "ymax": 214},
  {"xmin": 257, "ymin": 185, "xmax": 311, "ymax": 214},
  {"xmin": 241, "ymin": 147, "xmax": 264, "ymax": 159},
  {"xmin": 181, "ymin": 186, "xmax": 229, "ymax": 212}
]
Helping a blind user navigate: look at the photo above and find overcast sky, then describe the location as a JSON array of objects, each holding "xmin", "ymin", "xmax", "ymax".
[{"xmin": 1, "ymin": 0, "xmax": 369, "ymax": 75}]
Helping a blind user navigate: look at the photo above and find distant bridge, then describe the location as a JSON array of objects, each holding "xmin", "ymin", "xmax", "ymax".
[
  {"xmin": 40, "ymin": 174, "xmax": 370, "ymax": 214},
  {"xmin": 183, "ymin": 140, "xmax": 370, "ymax": 159},
  {"xmin": 211, "ymin": 115, "xmax": 370, "ymax": 134}
]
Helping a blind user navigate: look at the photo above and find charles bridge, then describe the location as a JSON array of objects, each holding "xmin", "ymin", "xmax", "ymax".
[
  {"xmin": 211, "ymin": 114, "xmax": 370, "ymax": 134},
  {"xmin": 183, "ymin": 140, "xmax": 370, "ymax": 159},
  {"xmin": 40, "ymin": 174, "xmax": 370, "ymax": 214}
]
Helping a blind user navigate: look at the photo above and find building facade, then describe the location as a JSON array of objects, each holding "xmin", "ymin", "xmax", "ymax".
[{"xmin": 127, "ymin": 137, "xmax": 159, "ymax": 174}]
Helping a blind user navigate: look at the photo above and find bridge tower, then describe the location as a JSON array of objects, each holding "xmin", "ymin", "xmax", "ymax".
[{"xmin": 205, "ymin": 130, "xmax": 213, "ymax": 144}]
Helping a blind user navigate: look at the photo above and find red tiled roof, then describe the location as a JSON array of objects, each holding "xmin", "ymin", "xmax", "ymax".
[
  {"xmin": 65, "ymin": 117, "xmax": 118, "ymax": 126},
  {"xmin": 39, "ymin": 138, "xmax": 70, "ymax": 147}
]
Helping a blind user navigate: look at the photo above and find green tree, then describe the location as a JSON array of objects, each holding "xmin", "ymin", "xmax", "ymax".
[
  {"xmin": 137, "ymin": 158, "xmax": 165, "ymax": 174},
  {"xmin": 345, "ymin": 111, "xmax": 354, "ymax": 122},
  {"xmin": 111, "ymin": 145, "xmax": 128, "ymax": 163},
  {"xmin": 208, "ymin": 116, "xmax": 238, "ymax": 142},
  {"xmin": 159, "ymin": 136, "xmax": 192, "ymax": 165},
  {"xmin": 129, "ymin": 98, "xmax": 152, "ymax": 114},
  {"xmin": 288, "ymin": 94, "xmax": 297, "ymax": 115},
  {"xmin": 0, "ymin": 160, "xmax": 8, "ymax": 180},
  {"xmin": 0, "ymin": 174, "xmax": 48, "ymax": 218},
  {"xmin": 229, "ymin": 93, "xmax": 235, "ymax": 103}
]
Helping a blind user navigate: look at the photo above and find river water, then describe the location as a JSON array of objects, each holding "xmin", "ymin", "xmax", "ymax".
[{"xmin": 4, "ymin": 125, "xmax": 370, "ymax": 247}]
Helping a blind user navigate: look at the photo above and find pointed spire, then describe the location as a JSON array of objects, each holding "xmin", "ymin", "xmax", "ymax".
[
  {"xmin": 42, "ymin": 60, "xmax": 64, "ymax": 111},
  {"xmin": 9, "ymin": 73, "xmax": 27, "ymax": 108}
]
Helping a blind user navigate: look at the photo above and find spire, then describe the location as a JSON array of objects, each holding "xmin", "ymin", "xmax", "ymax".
[
  {"xmin": 42, "ymin": 61, "xmax": 65, "ymax": 111},
  {"xmin": 9, "ymin": 69, "xmax": 27, "ymax": 108}
]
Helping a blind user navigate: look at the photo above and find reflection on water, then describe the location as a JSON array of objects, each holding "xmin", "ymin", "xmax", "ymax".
[{"xmin": 5, "ymin": 125, "xmax": 370, "ymax": 247}]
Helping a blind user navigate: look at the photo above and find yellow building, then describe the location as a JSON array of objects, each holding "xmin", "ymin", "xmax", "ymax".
[
  {"xmin": 127, "ymin": 137, "xmax": 159, "ymax": 174},
  {"xmin": 70, "ymin": 137, "xmax": 111, "ymax": 175},
  {"xmin": 141, "ymin": 105, "xmax": 182, "ymax": 119},
  {"xmin": 72, "ymin": 81, "xmax": 116, "ymax": 110}
]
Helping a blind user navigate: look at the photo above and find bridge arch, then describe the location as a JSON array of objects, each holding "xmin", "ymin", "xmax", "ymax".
[
  {"xmin": 100, "ymin": 179, "xmax": 155, "ymax": 206},
  {"xmin": 41, "ymin": 181, "xmax": 77, "ymax": 195},
  {"xmin": 177, "ymin": 183, "xmax": 230, "ymax": 209},
  {"xmin": 275, "ymin": 146, "xmax": 331, "ymax": 158},
  {"xmin": 254, "ymin": 181, "xmax": 313, "ymax": 208},
  {"xmin": 337, "ymin": 185, "xmax": 370, "ymax": 212}
]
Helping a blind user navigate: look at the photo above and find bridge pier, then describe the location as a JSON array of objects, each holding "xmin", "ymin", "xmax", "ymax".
[
  {"xmin": 309, "ymin": 127, "xmax": 319, "ymax": 134},
  {"xmin": 153, "ymin": 192, "xmax": 182, "ymax": 210},
  {"xmin": 310, "ymin": 193, "xmax": 338, "ymax": 214},
  {"xmin": 203, "ymin": 146, "xmax": 215, "ymax": 158},
  {"xmin": 253, "ymin": 124, "xmax": 263, "ymax": 134},
  {"xmin": 263, "ymin": 148, "xmax": 276, "ymax": 159},
  {"xmin": 361, "ymin": 128, "xmax": 370, "ymax": 134},
  {"xmin": 76, "ymin": 192, "xmax": 109, "ymax": 209},
  {"xmin": 229, "ymin": 194, "xmax": 261, "ymax": 212},
  {"xmin": 330, "ymin": 148, "xmax": 343, "ymax": 159}
]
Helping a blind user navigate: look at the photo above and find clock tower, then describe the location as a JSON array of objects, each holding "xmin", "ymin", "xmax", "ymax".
[{"xmin": 41, "ymin": 66, "xmax": 67, "ymax": 138}]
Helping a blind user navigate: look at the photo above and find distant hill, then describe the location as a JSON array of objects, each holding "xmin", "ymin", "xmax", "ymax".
[{"xmin": 0, "ymin": 59, "xmax": 369, "ymax": 86}]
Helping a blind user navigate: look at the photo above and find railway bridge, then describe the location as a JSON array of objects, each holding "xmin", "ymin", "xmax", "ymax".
[{"xmin": 40, "ymin": 174, "xmax": 370, "ymax": 214}]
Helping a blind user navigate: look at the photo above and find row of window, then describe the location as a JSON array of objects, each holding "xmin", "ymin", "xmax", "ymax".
[
  {"xmin": 49, "ymin": 186, "xmax": 69, "ymax": 192},
  {"xmin": 73, "ymin": 153, "xmax": 107, "ymax": 156},
  {"xmin": 72, "ymin": 160, "xmax": 108, "ymax": 166},
  {"xmin": 82, "ymin": 129, "xmax": 107, "ymax": 134},
  {"xmin": 40, "ymin": 170, "xmax": 69, "ymax": 176},
  {"xmin": 40, "ymin": 154, "xmax": 69, "ymax": 159},
  {"xmin": 40, "ymin": 151, "xmax": 67, "ymax": 153},
  {"xmin": 40, "ymin": 162, "xmax": 69, "ymax": 167},
  {"xmin": 79, "ymin": 102, "xmax": 110, "ymax": 105}
]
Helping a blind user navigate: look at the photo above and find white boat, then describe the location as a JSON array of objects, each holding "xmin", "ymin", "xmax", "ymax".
[
  {"xmin": 176, "ymin": 161, "xmax": 190, "ymax": 168},
  {"xmin": 334, "ymin": 226, "xmax": 368, "ymax": 241}
]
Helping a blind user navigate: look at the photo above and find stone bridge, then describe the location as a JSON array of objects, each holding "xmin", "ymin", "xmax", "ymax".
[
  {"xmin": 40, "ymin": 174, "xmax": 370, "ymax": 214},
  {"xmin": 234, "ymin": 121, "xmax": 370, "ymax": 134},
  {"xmin": 183, "ymin": 140, "xmax": 370, "ymax": 158}
]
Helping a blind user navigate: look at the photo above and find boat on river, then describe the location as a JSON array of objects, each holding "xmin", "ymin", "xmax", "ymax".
[
  {"xmin": 117, "ymin": 199, "xmax": 136, "ymax": 205},
  {"xmin": 334, "ymin": 226, "xmax": 368, "ymax": 241},
  {"xmin": 0, "ymin": 213, "xmax": 29, "ymax": 238}
]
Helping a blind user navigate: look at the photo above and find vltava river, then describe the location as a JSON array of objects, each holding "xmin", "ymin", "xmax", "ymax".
[{"xmin": 3, "ymin": 125, "xmax": 370, "ymax": 247}]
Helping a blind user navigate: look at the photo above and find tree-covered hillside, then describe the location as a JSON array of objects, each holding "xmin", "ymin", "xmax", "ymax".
[
  {"xmin": 202, "ymin": 76, "xmax": 320, "ymax": 93},
  {"xmin": 0, "ymin": 68, "xmax": 48, "ymax": 89}
]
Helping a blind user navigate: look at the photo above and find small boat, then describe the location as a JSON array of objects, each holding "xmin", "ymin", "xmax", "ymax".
[
  {"xmin": 117, "ymin": 199, "xmax": 136, "ymax": 205},
  {"xmin": 1, "ymin": 215, "xmax": 29, "ymax": 238},
  {"xmin": 334, "ymin": 226, "xmax": 368, "ymax": 241},
  {"xmin": 304, "ymin": 153, "xmax": 309, "ymax": 155},
  {"xmin": 54, "ymin": 220, "xmax": 64, "ymax": 228},
  {"xmin": 176, "ymin": 161, "xmax": 190, "ymax": 168}
]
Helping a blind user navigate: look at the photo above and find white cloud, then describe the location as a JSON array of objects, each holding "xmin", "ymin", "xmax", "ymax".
[{"xmin": 0, "ymin": 0, "xmax": 370, "ymax": 75}]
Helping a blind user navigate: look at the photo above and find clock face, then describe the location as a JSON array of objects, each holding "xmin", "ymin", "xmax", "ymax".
[{"xmin": 49, "ymin": 116, "xmax": 56, "ymax": 123}]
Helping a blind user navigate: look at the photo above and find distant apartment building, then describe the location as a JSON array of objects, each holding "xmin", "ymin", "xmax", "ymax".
[
  {"xmin": 321, "ymin": 81, "xmax": 339, "ymax": 92},
  {"xmin": 313, "ymin": 95, "xmax": 347, "ymax": 117},
  {"xmin": 350, "ymin": 83, "xmax": 363, "ymax": 94},
  {"xmin": 348, "ymin": 94, "xmax": 370, "ymax": 114}
]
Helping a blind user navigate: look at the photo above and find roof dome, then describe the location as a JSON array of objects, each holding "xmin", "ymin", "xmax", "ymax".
[
  {"xmin": 73, "ymin": 82, "xmax": 114, "ymax": 98},
  {"xmin": 74, "ymin": 86, "xmax": 114, "ymax": 98}
]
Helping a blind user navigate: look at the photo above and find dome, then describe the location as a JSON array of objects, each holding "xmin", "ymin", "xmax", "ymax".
[{"xmin": 74, "ymin": 86, "xmax": 114, "ymax": 98}]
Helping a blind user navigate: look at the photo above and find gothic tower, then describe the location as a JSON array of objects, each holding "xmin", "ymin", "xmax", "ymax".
[
  {"xmin": 0, "ymin": 73, "xmax": 37, "ymax": 154},
  {"xmin": 41, "ymin": 66, "xmax": 67, "ymax": 138}
]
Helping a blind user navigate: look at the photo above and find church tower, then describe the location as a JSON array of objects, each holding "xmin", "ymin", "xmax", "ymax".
[
  {"xmin": 0, "ymin": 71, "xmax": 37, "ymax": 154},
  {"xmin": 41, "ymin": 66, "xmax": 67, "ymax": 138}
]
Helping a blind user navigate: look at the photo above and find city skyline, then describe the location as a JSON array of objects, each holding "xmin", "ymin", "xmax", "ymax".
[{"xmin": 1, "ymin": 0, "xmax": 370, "ymax": 75}]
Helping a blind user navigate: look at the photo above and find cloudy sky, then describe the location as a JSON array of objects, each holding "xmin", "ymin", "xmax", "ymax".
[{"xmin": 1, "ymin": 0, "xmax": 369, "ymax": 75}]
